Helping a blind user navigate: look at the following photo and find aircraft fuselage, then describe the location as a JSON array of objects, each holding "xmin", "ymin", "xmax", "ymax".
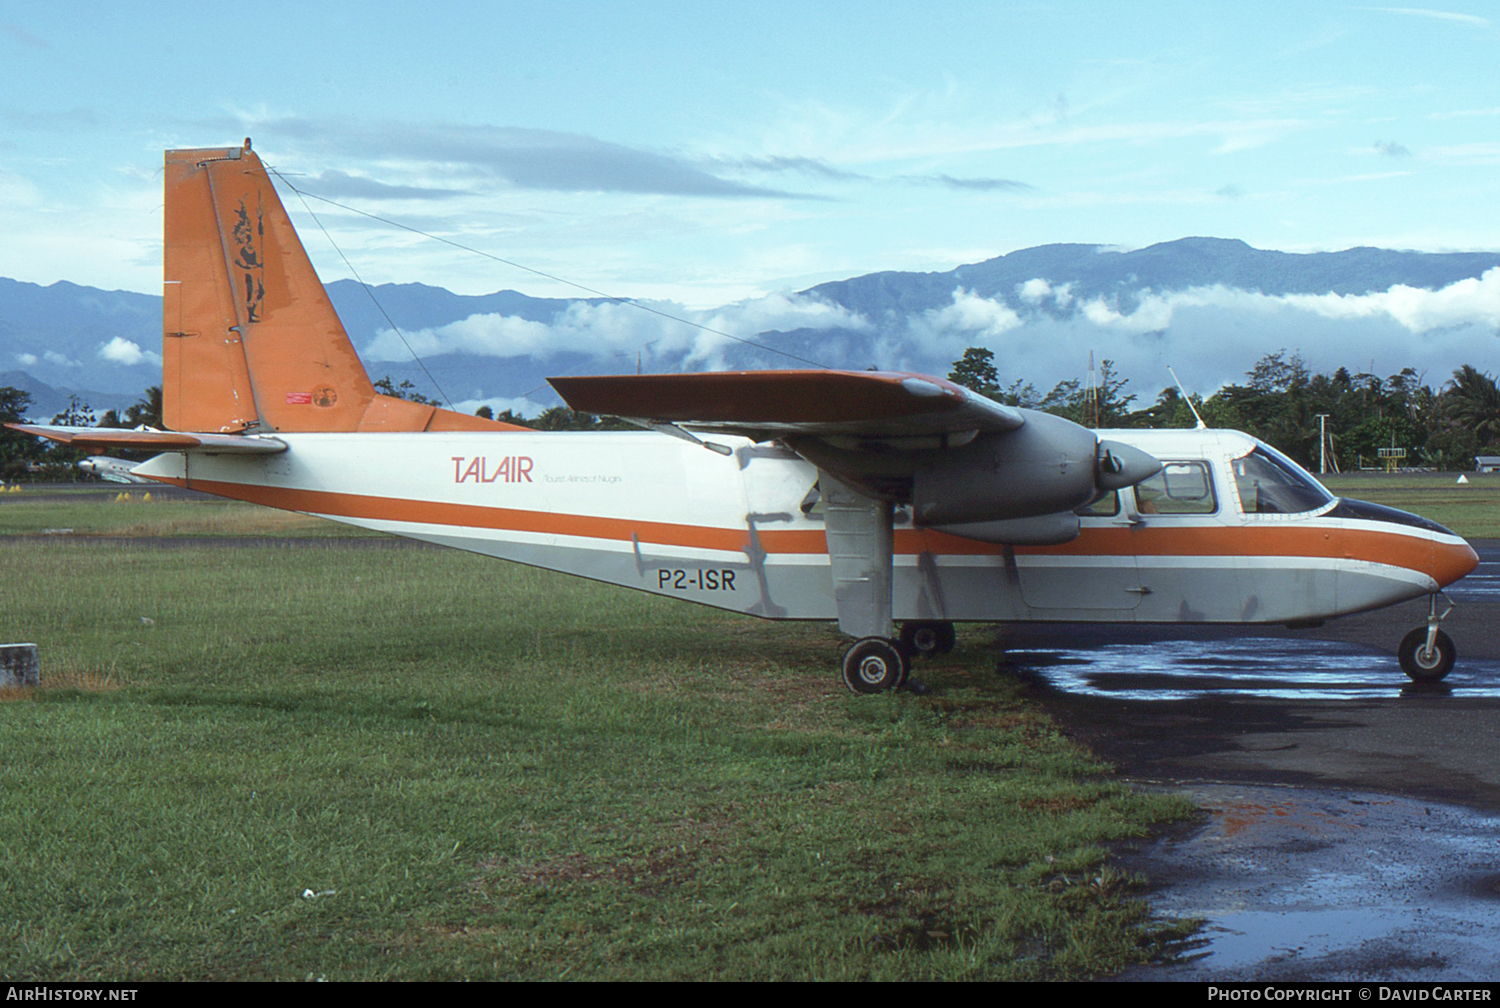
[{"xmin": 133, "ymin": 425, "xmax": 1477, "ymax": 628}]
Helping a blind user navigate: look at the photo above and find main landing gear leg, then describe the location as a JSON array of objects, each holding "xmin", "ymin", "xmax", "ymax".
[
  {"xmin": 821, "ymin": 473, "xmax": 910, "ymax": 693},
  {"xmin": 1399, "ymin": 593, "xmax": 1456, "ymax": 683}
]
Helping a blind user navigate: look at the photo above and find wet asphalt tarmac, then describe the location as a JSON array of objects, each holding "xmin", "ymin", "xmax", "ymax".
[{"xmin": 990, "ymin": 542, "xmax": 1500, "ymax": 980}]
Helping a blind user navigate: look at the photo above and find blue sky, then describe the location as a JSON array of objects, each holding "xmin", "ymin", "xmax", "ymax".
[{"xmin": 5, "ymin": 1, "xmax": 1500, "ymax": 305}]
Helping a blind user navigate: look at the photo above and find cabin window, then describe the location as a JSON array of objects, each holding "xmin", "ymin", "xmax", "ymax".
[
  {"xmin": 1133, "ymin": 462, "xmax": 1216, "ymax": 514},
  {"xmin": 1232, "ymin": 447, "xmax": 1334, "ymax": 515},
  {"xmin": 1076, "ymin": 490, "xmax": 1120, "ymax": 517}
]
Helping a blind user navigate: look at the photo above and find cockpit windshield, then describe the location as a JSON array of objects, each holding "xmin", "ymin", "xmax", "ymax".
[{"xmin": 1231, "ymin": 447, "xmax": 1335, "ymax": 515}]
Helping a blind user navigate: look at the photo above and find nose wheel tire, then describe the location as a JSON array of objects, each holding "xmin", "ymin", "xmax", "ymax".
[
  {"xmin": 842, "ymin": 637, "xmax": 911, "ymax": 693},
  {"xmin": 899, "ymin": 620, "xmax": 956, "ymax": 657},
  {"xmin": 1399, "ymin": 627, "xmax": 1455, "ymax": 682}
]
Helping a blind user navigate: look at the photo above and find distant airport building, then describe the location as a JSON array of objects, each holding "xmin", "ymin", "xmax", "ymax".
[{"xmin": 1477, "ymin": 456, "xmax": 1500, "ymax": 473}]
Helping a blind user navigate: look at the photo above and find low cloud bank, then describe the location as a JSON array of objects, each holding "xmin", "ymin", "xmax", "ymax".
[
  {"xmin": 362, "ymin": 271, "xmax": 1500, "ymax": 400},
  {"xmin": 907, "ymin": 270, "xmax": 1500, "ymax": 392},
  {"xmin": 363, "ymin": 292, "xmax": 873, "ymax": 371}
]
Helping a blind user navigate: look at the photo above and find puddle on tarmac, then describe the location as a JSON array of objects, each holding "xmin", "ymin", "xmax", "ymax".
[
  {"xmin": 1008, "ymin": 637, "xmax": 1500, "ymax": 701},
  {"xmin": 1122, "ymin": 784, "xmax": 1500, "ymax": 981}
]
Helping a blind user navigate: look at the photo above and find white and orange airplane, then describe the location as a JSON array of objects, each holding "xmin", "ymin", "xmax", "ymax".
[
  {"xmin": 78, "ymin": 455, "xmax": 154, "ymax": 484},
  {"xmin": 13, "ymin": 142, "xmax": 1480, "ymax": 690}
]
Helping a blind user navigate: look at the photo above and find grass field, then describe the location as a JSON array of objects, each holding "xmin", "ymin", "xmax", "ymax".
[
  {"xmin": 1321, "ymin": 472, "xmax": 1500, "ymax": 539},
  {"xmin": 3, "ymin": 470, "xmax": 1488, "ymax": 980},
  {"xmin": 0, "ymin": 499, "xmax": 1194, "ymax": 981},
  {"xmin": 0, "ymin": 493, "xmax": 377, "ymax": 538}
]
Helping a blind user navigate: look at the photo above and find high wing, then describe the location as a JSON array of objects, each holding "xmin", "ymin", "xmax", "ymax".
[
  {"xmin": 548, "ymin": 369, "xmax": 1023, "ymax": 444},
  {"xmin": 550, "ymin": 367, "xmax": 1161, "ymax": 527},
  {"xmin": 7, "ymin": 424, "xmax": 287, "ymax": 454},
  {"xmin": 551, "ymin": 366, "xmax": 1162, "ymax": 650}
]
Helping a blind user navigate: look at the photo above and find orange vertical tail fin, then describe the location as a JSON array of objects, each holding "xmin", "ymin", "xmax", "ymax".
[{"xmin": 162, "ymin": 141, "xmax": 523, "ymax": 434}]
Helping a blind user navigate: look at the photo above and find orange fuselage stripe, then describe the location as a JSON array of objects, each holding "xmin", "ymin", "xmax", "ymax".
[{"xmin": 156, "ymin": 477, "xmax": 1472, "ymax": 582}]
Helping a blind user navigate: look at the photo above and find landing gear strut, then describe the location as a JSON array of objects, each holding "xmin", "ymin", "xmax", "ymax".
[
  {"xmin": 1399, "ymin": 593, "xmax": 1456, "ymax": 682},
  {"xmin": 900, "ymin": 620, "xmax": 956, "ymax": 657},
  {"xmin": 819, "ymin": 476, "xmax": 951, "ymax": 694}
]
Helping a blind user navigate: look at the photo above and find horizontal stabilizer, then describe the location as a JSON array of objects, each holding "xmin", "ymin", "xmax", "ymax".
[
  {"xmin": 8, "ymin": 424, "xmax": 287, "ymax": 454},
  {"xmin": 548, "ymin": 370, "xmax": 1024, "ymax": 441}
]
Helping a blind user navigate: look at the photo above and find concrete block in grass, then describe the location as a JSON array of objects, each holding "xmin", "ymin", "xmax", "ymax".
[{"xmin": 1, "ymin": 644, "xmax": 39, "ymax": 688}]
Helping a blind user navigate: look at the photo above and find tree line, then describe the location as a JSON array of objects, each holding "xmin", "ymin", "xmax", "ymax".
[
  {"xmin": 0, "ymin": 385, "xmax": 162, "ymax": 481},
  {"xmin": 4, "ymin": 355, "xmax": 1498, "ymax": 481},
  {"xmin": 948, "ymin": 346, "xmax": 1500, "ymax": 471}
]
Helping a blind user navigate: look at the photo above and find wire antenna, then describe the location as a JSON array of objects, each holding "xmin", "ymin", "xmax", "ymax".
[
  {"xmin": 266, "ymin": 172, "xmax": 831, "ymax": 371},
  {"xmin": 1167, "ymin": 365, "xmax": 1207, "ymax": 429},
  {"xmin": 273, "ymin": 169, "xmax": 456, "ymax": 410}
]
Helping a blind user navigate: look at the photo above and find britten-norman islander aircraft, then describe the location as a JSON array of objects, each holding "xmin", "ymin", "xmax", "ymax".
[{"xmin": 13, "ymin": 142, "xmax": 1480, "ymax": 691}]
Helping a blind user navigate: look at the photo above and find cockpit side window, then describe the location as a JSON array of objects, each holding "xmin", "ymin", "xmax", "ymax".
[
  {"xmin": 1232, "ymin": 447, "xmax": 1334, "ymax": 515},
  {"xmin": 1133, "ymin": 461, "xmax": 1217, "ymax": 514}
]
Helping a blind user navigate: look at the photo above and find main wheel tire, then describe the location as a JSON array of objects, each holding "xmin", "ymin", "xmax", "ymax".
[
  {"xmin": 1399, "ymin": 627, "xmax": 1455, "ymax": 682},
  {"xmin": 900, "ymin": 621, "xmax": 957, "ymax": 657},
  {"xmin": 842, "ymin": 637, "xmax": 909, "ymax": 694}
]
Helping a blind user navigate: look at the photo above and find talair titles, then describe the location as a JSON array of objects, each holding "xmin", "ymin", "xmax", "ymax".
[{"xmin": 452, "ymin": 455, "xmax": 535, "ymax": 484}]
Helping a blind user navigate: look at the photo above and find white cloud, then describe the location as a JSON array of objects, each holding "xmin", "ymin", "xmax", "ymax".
[
  {"xmin": 43, "ymin": 350, "xmax": 78, "ymax": 367},
  {"xmin": 1016, "ymin": 278, "xmax": 1074, "ymax": 307},
  {"xmin": 918, "ymin": 288, "xmax": 1023, "ymax": 339},
  {"xmin": 363, "ymin": 292, "xmax": 871, "ymax": 370},
  {"xmin": 1429, "ymin": 106, "xmax": 1500, "ymax": 119},
  {"xmin": 898, "ymin": 289, "xmax": 1025, "ymax": 365},
  {"xmin": 251, "ymin": 116, "xmax": 814, "ymax": 199},
  {"xmin": 97, "ymin": 337, "xmax": 162, "ymax": 367},
  {"xmin": 1425, "ymin": 142, "xmax": 1500, "ymax": 164},
  {"xmin": 1079, "ymin": 293, "xmax": 1178, "ymax": 332},
  {"xmin": 1009, "ymin": 271, "xmax": 1500, "ymax": 338},
  {"xmin": 1283, "ymin": 268, "xmax": 1500, "ymax": 331},
  {"xmin": 857, "ymin": 274, "xmax": 1500, "ymax": 399},
  {"xmin": 452, "ymin": 395, "xmax": 551, "ymax": 419},
  {"xmin": 15, "ymin": 353, "xmax": 37, "ymax": 366},
  {"xmin": 0, "ymin": 170, "xmax": 42, "ymax": 208},
  {"xmin": 1372, "ymin": 8, "xmax": 1492, "ymax": 29},
  {"xmin": 1017, "ymin": 278, "xmax": 1052, "ymax": 304}
]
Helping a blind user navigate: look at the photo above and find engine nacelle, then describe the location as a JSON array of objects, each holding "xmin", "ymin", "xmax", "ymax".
[
  {"xmin": 928, "ymin": 511, "xmax": 1081, "ymax": 545},
  {"xmin": 913, "ymin": 412, "xmax": 1098, "ymax": 526},
  {"xmin": 911, "ymin": 412, "xmax": 1159, "ymax": 527}
]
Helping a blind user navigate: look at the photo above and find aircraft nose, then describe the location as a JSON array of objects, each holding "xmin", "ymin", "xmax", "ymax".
[
  {"xmin": 1095, "ymin": 439, "xmax": 1162, "ymax": 491},
  {"xmin": 1433, "ymin": 539, "xmax": 1480, "ymax": 588}
]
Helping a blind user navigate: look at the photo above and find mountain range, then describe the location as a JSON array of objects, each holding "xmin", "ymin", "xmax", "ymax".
[{"xmin": 5, "ymin": 237, "xmax": 1500, "ymax": 420}]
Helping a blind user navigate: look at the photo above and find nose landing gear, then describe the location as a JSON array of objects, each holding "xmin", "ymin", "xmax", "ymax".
[{"xmin": 1399, "ymin": 593, "xmax": 1456, "ymax": 682}]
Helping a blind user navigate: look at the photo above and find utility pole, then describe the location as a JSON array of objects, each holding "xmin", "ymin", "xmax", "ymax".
[
  {"xmin": 1086, "ymin": 351, "xmax": 1098, "ymax": 428},
  {"xmin": 1315, "ymin": 414, "xmax": 1331, "ymax": 474}
]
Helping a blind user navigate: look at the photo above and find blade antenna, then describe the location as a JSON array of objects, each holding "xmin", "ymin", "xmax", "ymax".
[{"xmin": 1167, "ymin": 365, "xmax": 1207, "ymax": 430}]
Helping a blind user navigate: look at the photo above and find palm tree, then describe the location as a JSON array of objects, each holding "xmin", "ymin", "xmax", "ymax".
[{"xmin": 1446, "ymin": 366, "xmax": 1500, "ymax": 446}]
